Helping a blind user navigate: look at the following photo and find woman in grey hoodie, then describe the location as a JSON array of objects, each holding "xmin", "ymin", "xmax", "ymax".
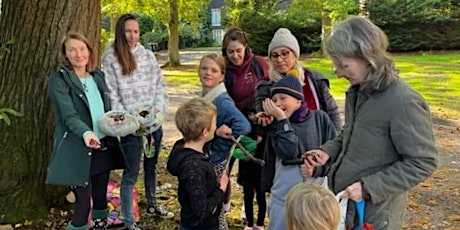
[{"xmin": 102, "ymin": 13, "xmax": 171, "ymax": 230}]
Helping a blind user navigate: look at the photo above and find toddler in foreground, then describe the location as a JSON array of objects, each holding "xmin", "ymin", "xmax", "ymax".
[{"xmin": 167, "ymin": 98, "xmax": 229, "ymax": 230}]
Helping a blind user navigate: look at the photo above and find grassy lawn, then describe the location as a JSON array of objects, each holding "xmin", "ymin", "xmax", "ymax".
[
  {"xmin": 305, "ymin": 51, "xmax": 460, "ymax": 119},
  {"xmin": 163, "ymin": 51, "xmax": 460, "ymax": 120}
]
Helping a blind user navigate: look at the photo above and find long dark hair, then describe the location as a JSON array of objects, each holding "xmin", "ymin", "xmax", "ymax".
[{"xmin": 114, "ymin": 14, "xmax": 138, "ymax": 75}]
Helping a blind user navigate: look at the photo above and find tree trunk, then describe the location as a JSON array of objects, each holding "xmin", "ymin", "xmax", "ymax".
[
  {"xmin": 320, "ymin": 7, "xmax": 332, "ymax": 56},
  {"xmin": 168, "ymin": 0, "xmax": 180, "ymax": 66},
  {"xmin": 110, "ymin": 14, "xmax": 117, "ymax": 34},
  {"xmin": 0, "ymin": 0, "xmax": 100, "ymax": 223}
]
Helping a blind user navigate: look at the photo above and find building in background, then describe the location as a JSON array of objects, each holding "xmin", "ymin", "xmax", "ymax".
[{"xmin": 210, "ymin": 0, "xmax": 225, "ymax": 44}]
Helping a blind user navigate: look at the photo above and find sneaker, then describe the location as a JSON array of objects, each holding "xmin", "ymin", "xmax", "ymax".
[
  {"xmin": 124, "ymin": 224, "xmax": 142, "ymax": 230},
  {"xmin": 91, "ymin": 219, "xmax": 107, "ymax": 230},
  {"xmin": 147, "ymin": 204, "xmax": 174, "ymax": 219}
]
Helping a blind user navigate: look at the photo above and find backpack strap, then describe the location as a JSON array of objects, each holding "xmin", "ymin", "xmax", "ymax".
[
  {"xmin": 251, "ymin": 57, "xmax": 263, "ymax": 79},
  {"xmin": 224, "ymin": 69, "xmax": 233, "ymax": 96}
]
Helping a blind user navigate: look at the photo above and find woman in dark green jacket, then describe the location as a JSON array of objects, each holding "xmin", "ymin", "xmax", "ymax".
[
  {"xmin": 46, "ymin": 32, "xmax": 126, "ymax": 230},
  {"xmin": 304, "ymin": 17, "xmax": 437, "ymax": 230}
]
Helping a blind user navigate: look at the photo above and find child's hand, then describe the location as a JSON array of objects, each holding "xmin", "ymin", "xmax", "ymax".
[
  {"xmin": 256, "ymin": 135, "xmax": 263, "ymax": 144},
  {"xmin": 300, "ymin": 158, "xmax": 315, "ymax": 177},
  {"xmin": 255, "ymin": 112, "xmax": 274, "ymax": 127},
  {"xmin": 219, "ymin": 172, "xmax": 229, "ymax": 192},
  {"xmin": 262, "ymin": 98, "xmax": 286, "ymax": 120},
  {"xmin": 216, "ymin": 124, "xmax": 232, "ymax": 139}
]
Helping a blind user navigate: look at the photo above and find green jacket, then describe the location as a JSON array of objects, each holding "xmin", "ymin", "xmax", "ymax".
[
  {"xmin": 322, "ymin": 79, "xmax": 437, "ymax": 229},
  {"xmin": 46, "ymin": 66, "xmax": 123, "ymax": 186}
]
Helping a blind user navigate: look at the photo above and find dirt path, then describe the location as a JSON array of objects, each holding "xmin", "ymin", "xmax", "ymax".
[{"xmin": 161, "ymin": 88, "xmax": 460, "ymax": 229}]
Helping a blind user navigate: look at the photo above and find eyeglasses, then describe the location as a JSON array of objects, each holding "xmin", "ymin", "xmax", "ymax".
[{"xmin": 270, "ymin": 50, "xmax": 291, "ymax": 60}]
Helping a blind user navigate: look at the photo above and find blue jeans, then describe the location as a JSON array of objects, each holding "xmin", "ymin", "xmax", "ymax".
[
  {"xmin": 120, "ymin": 128, "xmax": 163, "ymax": 227},
  {"xmin": 144, "ymin": 127, "xmax": 163, "ymax": 206},
  {"xmin": 120, "ymin": 134, "xmax": 143, "ymax": 227}
]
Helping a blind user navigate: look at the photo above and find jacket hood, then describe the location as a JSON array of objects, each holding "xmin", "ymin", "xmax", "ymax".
[
  {"xmin": 167, "ymin": 139, "xmax": 208, "ymax": 176},
  {"xmin": 101, "ymin": 42, "xmax": 148, "ymax": 61}
]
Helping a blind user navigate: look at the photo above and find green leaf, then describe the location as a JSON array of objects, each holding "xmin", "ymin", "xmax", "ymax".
[
  {"xmin": 0, "ymin": 108, "xmax": 23, "ymax": 117},
  {"xmin": 0, "ymin": 113, "xmax": 12, "ymax": 125}
]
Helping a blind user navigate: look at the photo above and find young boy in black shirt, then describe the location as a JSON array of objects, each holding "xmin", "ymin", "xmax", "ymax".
[{"xmin": 167, "ymin": 98, "xmax": 229, "ymax": 230}]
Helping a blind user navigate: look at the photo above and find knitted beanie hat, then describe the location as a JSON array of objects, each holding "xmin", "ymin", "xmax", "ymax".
[
  {"xmin": 271, "ymin": 74, "xmax": 304, "ymax": 101},
  {"xmin": 268, "ymin": 28, "xmax": 300, "ymax": 58}
]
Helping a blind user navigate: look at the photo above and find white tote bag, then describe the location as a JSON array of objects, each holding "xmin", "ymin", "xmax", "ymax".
[{"xmin": 335, "ymin": 190, "xmax": 348, "ymax": 230}]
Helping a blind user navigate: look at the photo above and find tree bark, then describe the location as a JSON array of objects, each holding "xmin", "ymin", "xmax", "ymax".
[
  {"xmin": 320, "ymin": 7, "xmax": 332, "ymax": 56},
  {"xmin": 0, "ymin": 0, "xmax": 100, "ymax": 223},
  {"xmin": 168, "ymin": 0, "xmax": 180, "ymax": 66}
]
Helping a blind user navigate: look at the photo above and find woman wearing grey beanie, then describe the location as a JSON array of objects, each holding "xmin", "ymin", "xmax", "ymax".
[{"xmin": 255, "ymin": 28, "xmax": 341, "ymax": 131}]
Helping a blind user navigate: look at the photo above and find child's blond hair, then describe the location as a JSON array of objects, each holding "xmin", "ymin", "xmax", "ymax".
[
  {"xmin": 175, "ymin": 98, "xmax": 217, "ymax": 142},
  {"xmin": 285, "ymin": 183, "xmax": 340, "ymax": 230}
]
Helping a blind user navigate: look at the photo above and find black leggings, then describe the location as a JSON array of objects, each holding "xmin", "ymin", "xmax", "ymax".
[
  {"xmin": 71, "ymin": 171, "xmax": 110, "ymax": 227},
  {"xmin": 242, "ymin": 169, "xmax": 266, "ymax": 227}
]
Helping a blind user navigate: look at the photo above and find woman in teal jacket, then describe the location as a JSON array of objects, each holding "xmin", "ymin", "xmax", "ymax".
[{"xmin": 46, "ymin": 32, "xmax": 126, "ymax": 230}]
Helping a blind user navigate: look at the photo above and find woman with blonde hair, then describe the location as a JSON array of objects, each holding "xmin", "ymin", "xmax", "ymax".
[
  {"xmin": 285, "ymin": 183, "xmax": 340, "ymax": 230},
  {"xmin": 255, "ymin": 28, "xmax": 341, "ymax": 131},
  {"xmin": 199, "ymin": 53, "xmax": 251, "ymax": 230}
]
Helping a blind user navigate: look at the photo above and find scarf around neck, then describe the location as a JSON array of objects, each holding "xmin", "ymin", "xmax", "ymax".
[
  {"xmin": 289, "ymin": 102, "xmax": 309, "ymax": 123},
  {"xmin": 200, "ymin": 82, "xmax": 227, "ymax": 102}
]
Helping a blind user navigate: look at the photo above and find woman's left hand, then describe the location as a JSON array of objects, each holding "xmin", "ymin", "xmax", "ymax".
[
  {"xmin": 342, "ymin": 181, "xmax": 363, "ymax": 201},
  {"xmin": 216, "ymin": 124, "xmax": 233, "ymax": 139}
]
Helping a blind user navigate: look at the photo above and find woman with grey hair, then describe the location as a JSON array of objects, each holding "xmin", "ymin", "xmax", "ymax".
[{"xmin": 303, "ymin": 16, "xmax": 437, "ymax": 229}]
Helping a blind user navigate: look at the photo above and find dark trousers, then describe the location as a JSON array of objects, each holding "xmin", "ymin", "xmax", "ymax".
[
  {"xmin": 242, "ymin": 163, "xmax": 266, "ymax": 227},
  {"xmin": 71, "ymin": 171, "xmax": 110, "ymax": 227}
]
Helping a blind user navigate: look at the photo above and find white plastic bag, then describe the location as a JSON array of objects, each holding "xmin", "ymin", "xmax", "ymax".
[
  {"xmin": 335, "ymin": 190, "xmax": 348, "ymax": 230},
  {"xmin": 129, "ymin": 104, "xmax": 164, "ymax": 135},
  {"xmin": 303, "ymin": 176, "xmax": 328, "ymax": 188},
  {"xmin": 99, "ymin": 111, "xmax": 140, "ymax": 137}
]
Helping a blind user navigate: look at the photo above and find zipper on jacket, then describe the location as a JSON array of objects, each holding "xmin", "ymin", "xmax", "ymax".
[{"xmin": 55, "ymin": 131, "xmax": 68, "ymax": 153}]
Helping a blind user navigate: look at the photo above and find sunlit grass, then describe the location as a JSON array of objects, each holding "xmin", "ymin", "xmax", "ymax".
[
  {"xmin": 162, "ymin": 51, "xmax": 459, "ymax": 119},
  {"xmin": 303, "ymin": 51, "xmax": 460, "ymax": 119}
]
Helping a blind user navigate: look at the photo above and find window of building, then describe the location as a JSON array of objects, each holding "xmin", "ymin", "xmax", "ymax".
[
  {"xmin": 211, "ymin": 8, "xmax": 221, "ymax": 26},
  {"xmin": 212, "ymin": 29, "xmax": 225, "ymax": 44}
]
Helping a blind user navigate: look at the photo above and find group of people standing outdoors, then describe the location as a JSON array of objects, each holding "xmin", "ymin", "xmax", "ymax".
[{"xmin": 46, "ymin": 13, "xmax": 437, "ymax": 230}]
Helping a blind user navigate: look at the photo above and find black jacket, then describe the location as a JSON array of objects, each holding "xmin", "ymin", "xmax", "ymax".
[{"xmin": 167, "ymin": 140, "xmax": 223, "ymax": 230}]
